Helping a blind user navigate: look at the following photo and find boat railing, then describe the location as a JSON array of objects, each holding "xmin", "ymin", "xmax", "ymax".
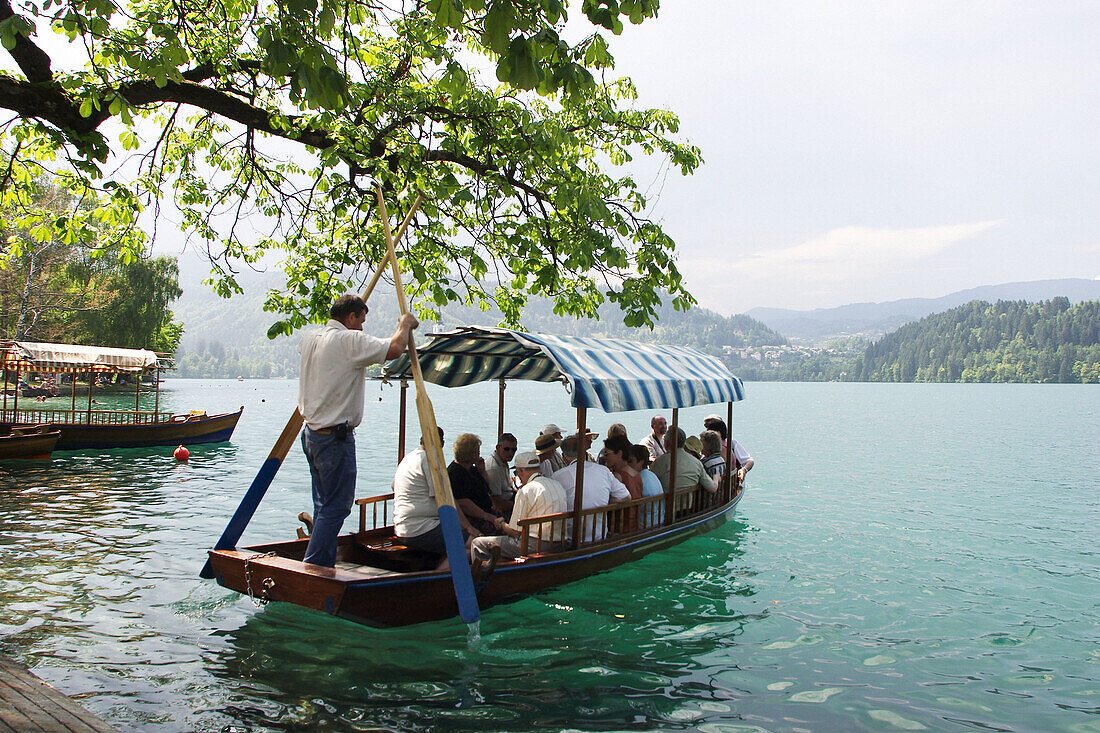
[
  {"xmin": 0, "ymin": 408, "xmax": 173, "ymax": 425},
  {"xmin": 354, "ymin": 475, "xmax": 741, "ymax": 553},
  {"xmin": 356, "ymin": 493, "xmax": 396, "ymax": 532}
]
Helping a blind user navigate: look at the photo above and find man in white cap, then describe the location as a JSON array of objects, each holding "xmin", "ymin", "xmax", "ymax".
[
  {"xmin": 538, "ymin": 422, "xmax": 566, "ymax": 474},
  {"xmin": 470, "ymin": 451, "xmax": 569, "ymax": 562}
]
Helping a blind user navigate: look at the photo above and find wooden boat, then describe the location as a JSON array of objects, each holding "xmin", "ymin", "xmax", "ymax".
[
  {"xmin": 1, "ymin": 341, "xmax": 242, "ymax": 450},
  {"xmin": 0, "ymin": 425, "xmax": 61, "ymax": 459},
  {"xmin": 207, "ymin": 327, "xmax": 748, "ymax": 627}
]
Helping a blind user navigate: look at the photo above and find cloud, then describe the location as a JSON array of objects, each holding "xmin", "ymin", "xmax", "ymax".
[
  {"xmin": 677, "ymin": 220, "xmax": 1003, "ymax": 312},
  {"xmin": 732, "ymin": 221, "xmax": 1002, "ymax": 279},
  {"xmin": 683, "ymin": 221, "xmax": 1000, "ymax": 283}
]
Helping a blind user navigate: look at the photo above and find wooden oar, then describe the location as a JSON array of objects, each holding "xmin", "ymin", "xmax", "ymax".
[
  {"xmin": 374, "ymin": 184, "xmax": 480, "ymax": 623},
  {"xmin": 200, "ymin": 201, "xmax": 422, "ymax": 579}
]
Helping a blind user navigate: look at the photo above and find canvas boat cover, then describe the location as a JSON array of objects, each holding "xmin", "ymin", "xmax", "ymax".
[
  {"xmin": 383, "ymin": 326, "xmax": 745, "ymax": 413},
  {"xmin": 1, "ymin": 341, "xmax": 162, "ymax": 374}
]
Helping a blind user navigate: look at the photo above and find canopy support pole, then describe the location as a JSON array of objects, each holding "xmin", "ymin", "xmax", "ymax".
[
  {"xmin": 398, "ymin": 379, "xmax": 408, "ymax": 462},
  {"xmin": 2, "ymin": 364, "xmax": 8, "ymax": 414},
  {"xmin": 70, "ymin": 373, "xmax": 76, "ymax": 413},
  {"xmin": 727, "ymin": 400, "xmax": 735, "ymax": 495},
  {"xmin": 86, "ymin": 372, "xmax": 93, "ymax": 424},
  {"xmin": 154, "ymin": 366, "xmax": 161, "ymax": 418},
  {"xmin": 497, "ymin": 378, "xmax": 506, "ymax": 439},
  {"xmin": 10, "ymin": 366, "xmax": 18, "ymax": 416},
  {"xmin": 571, "ymin": 407, "xmax": 587, "ymax": 549},
  {"xmin": 664, "ymin": 408, "xmax": 679, "ymax": 526},
  {"xmin": 135, "ymin": 372, "xmax": 141, "ymax": 413}
]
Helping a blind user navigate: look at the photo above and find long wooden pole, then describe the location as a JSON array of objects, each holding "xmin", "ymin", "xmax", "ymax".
[
  {"xmin": 570, "ymin": 408, "xmax": 587, "ymax": 549},
  {"xmin": 200, "ymin": 199, "xmax": 422, "ymax": 580},
  {"xmin": 375, "ymin": 185, "xmax": 480, "ymax": 623},
  {"xmin": 664, "ymin": 408, "xmax": 679, "ymax": 525}
]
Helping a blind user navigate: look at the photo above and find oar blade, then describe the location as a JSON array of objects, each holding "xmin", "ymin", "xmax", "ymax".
[
  {"xmin": 413, "ymin": 387, "xmax": 480, "ymax": 623},
  {"xmin": 199, "ymin": 409, "xmax": 304, "ymax": 579}
]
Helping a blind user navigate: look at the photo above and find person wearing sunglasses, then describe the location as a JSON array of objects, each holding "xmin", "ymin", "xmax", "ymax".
[{"xmin": 485, "ymin": 432, "xmax": 518, "ymax": 517}]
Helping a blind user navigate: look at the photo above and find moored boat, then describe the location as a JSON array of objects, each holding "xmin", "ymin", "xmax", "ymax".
[
  {"xmin": 0, "ymin": 425, "xmax": 61, "ymax": 460},
  {"xmin": 1, "ymin": 341, "xmax": 242, "ymax": 450},
  {"xmin": 206, "ymin": 327, "xmax": 747, "ymax": 627}
]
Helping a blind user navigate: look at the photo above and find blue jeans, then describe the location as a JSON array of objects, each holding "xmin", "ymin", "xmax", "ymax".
[{"xmin": 301, "ymin": 426, "xmax": 356, "ymax": 567}]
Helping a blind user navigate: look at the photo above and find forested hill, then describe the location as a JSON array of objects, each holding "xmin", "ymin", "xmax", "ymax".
[{"xmin": 852, "ymin": 298, "xmax": 1100, "ymax": 383}]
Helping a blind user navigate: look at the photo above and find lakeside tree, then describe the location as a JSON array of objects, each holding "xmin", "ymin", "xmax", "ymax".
[{"xmin": 0, "ymin": 0, "xmax": 701, "ymax": 334}]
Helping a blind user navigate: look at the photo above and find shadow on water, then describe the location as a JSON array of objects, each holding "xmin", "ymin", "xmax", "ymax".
[{"xmin": 205, "ymin": 521, "xmax": 760, "ymax": 732}]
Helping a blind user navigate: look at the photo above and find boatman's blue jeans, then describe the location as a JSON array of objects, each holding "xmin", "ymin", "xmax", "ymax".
[{"xmin": 301, "ymin": 426, "xmax": 356, "ymax": 567}]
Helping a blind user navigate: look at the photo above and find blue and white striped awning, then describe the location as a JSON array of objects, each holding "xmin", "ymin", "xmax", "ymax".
[{"xmin": 383, "ymin": 327, "xmax": 745, "ymax": 413}]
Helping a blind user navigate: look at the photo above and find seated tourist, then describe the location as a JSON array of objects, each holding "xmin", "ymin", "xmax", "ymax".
[
  {"xmin": 485, "ymin": 432, "xmax": 518, "ymax": 516},
  {"xmin": 642, "ymin": 415, "xmax": 668, "ymax": 461},
  {"xmin": 535, "ymin": 432, "xmax": 563, "ymax": 477},
  {"xmin": 596, "ymin": 423, "xmax": 628, "ymax": 464},
  {"xmin": 448, "ymin": 433, "xmax": 505, "ymax": 536},
  {"xmin": 700, "ymin": 429, "xmax": 726, "ymax": 479},
  {"xmin": 684, "ymin": 434, "xmax": 704, "ymax": 461},
  {"xmin": 470, "ymin": 451, "xmax": 569, "ymax": 563},
  {"xmin": 628, "ymin": 443, "xmax": 665, "ymax": 525},
  {"xmin": 551, "ymin": 435, "xmax": 630, "ymax": 541},
  {"xmin": 651, "ymin": 427, "xmax": 717, "ymax": 495},
  {"xmin": 600, "ymin": 434, "xmax": 643, "ymax": 499},
  {"xmin": 394, "ymin": 428, "xmax": 481, "ymax": 570}
]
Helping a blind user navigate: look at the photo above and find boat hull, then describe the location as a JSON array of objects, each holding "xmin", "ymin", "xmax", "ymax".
[
  {"xmin": 0, "ymin": 427, "xmax": 61, "ymax": 460},
  {"xmin": 207, "ymin": 489, "xmax": 743, "ymax": 628},
  {"xmin": 0, "ymin": 408, "xmax": 243, "ymax": 450}
]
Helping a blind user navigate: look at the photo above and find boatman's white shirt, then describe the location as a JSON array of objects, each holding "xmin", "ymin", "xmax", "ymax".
[{"xmin": 297, "ymin": 319, "xmax": 389, "ymax": 430}]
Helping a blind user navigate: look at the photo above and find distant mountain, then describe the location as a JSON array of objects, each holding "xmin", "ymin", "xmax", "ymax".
[
  {"xmin": 172, "ymin": 270, "xmax": 785, "ymax": 377},
  {"xmin": 747, "ymin": 278, "xmax": 1100, "ymax": 343}
]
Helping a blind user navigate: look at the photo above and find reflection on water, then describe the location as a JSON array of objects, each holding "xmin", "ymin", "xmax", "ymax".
[
  {"xmin": 210, "ymin": 522, "xmax": 754, "ymax": 732},
  {"xmin": 1, "ymin": 379, "xmax": 1098, "ymax": 732}
]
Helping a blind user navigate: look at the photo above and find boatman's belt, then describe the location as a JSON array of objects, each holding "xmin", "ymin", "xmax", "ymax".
[{"xmin": 313, "ymin": 423, "xmax": 351, "ymax": 440}]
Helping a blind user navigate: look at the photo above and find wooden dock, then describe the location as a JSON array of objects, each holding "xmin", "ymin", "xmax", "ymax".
[{"xmin": 0, "ymin": 655, "xmax": 117, "ymax": 733}]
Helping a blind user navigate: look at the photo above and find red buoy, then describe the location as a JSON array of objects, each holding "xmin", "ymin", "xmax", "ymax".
[{"xmin": 173, "ymin": 445, "xmax": 190, "ymax": 461}]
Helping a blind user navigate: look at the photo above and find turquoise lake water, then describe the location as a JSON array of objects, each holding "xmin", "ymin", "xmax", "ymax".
[{"xmin": 0, "ymin": 379, "xmax": 1098, "ymax": 732}]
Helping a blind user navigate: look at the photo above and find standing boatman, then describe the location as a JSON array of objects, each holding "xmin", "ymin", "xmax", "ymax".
[{"xmin": 298, "ymin": 294, "xmax": 419, "ymax": 567}]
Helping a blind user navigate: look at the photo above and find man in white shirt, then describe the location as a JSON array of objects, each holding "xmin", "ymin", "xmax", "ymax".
[
  {"xmin": 551, "ymin": 435, "xmax": 630, "ymax": 541},
  {"xmin": 297, "ymin": 294, "xmax": 418, "ymax": 567},
  {"xmin": 394, "ymin": 429, "xmax": 482, "ymax": 570},
  {"xmin": 470, "ymin": 451, "xmax": 568, "ymax": 562},
  {"xmin": 485, "ymin": 432, "xmax": 518, "ymax": 514},
  {"xmin": 641, "ymin": 415, "xmax": 668, "ymax": 461}
]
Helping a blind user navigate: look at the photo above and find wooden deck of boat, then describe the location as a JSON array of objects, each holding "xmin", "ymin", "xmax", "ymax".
[{"xmin": 0, "ymin": 654, "xmax": 117, "ymax": 733}]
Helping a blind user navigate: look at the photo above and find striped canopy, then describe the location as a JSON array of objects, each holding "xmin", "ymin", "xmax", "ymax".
[
  {"xmin": 1, "ymin": 341, "xmax": 163, "ymax": 374},
  {"xmin": 383, "ymin": 326, "xmax": 745, "ymax": 413}
]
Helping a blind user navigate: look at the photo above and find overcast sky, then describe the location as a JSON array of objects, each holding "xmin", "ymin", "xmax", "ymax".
[{"xmin": 603, "ymin": 1, "xmax": 1100, "ymax": 314}]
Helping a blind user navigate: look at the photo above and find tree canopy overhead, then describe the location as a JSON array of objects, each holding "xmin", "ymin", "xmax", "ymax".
[{"xmin": 0, "ymin": 0, "xmax": 702, "ymax": 334}]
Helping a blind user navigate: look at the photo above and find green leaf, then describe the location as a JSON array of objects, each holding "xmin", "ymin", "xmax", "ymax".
[
  {"xmin": 503, "ymin": 35, "xmax": 541, "ymax": 90},
  {"xmin": 483, "ymin": 1, "xmax": 515, "ymax": 55},
  {"xmin": 428, "ymin": 0, "xmax": 464, "ymax": 29}
]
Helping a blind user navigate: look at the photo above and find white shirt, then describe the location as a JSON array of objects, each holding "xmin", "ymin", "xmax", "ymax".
[
  {"xmin": 485, "ymin": 451, "xmax": 512, "ymax": 497},
  {"xmin": 642, "ymin": 432, "xmax": 667, "ymax": 461},
  {"xmin": 551, "ymin": 460, "xmax": 630, "ymax": 541},
  {"xmin": 393, "ymin": 448, "xmax": 443, "ymax": 538},
  {"xmin": 509, "ymin": 475, "xmax": 569, "ymax": 542},
  {"xmin": 297, "ymin": 319, "xmax": 389, "ymax": 429}
]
